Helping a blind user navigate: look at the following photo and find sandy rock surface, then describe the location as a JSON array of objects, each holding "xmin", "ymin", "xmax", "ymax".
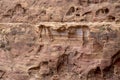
[{"xmin": 0, "ymin": 0, "xmax": 120, "ymax": 80}]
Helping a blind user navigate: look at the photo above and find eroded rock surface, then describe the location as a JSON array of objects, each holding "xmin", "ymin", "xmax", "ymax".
[
  {"xmin": 0, "ymin": 0, "xmax": 119, "ymax": 23},
  {"xmin": 0, "ymin": 22, "xmax": 119, "ymax": 80},
  {"xmin": 0, "ymin": 0, "xmax": 120, "ymax": 80}
]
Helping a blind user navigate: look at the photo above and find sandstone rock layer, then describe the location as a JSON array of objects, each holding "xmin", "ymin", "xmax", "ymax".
[{"xmin": 0, "ymin": 0, "xmax": 120, "ymax": 80}]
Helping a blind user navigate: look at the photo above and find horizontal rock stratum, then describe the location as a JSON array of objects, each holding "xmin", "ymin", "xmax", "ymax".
[
  {"xmin": 0, "ymin": 0, "xmax": 120, "ymax": 80},
  {"xmin": 0, "ymin": 0, "xmax": 120, "ymax": 23}
]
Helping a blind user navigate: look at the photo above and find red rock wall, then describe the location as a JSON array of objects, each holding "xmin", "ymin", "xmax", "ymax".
[
  {"xmin": 0, "ymin": 0, "xmax": 120, "ymax": 80},
  {"xmin": 0, "ymin": 0, "xmax": 120, "ymax": 23}
]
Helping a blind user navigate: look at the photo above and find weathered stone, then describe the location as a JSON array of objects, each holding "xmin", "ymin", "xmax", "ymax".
[{"xmin": 0, "ymin": 0, "xmax": 120, "ymax": 80}]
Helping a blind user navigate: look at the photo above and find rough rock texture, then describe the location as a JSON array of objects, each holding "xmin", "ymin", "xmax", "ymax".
[
  {"xmin": 0, "ymin": 0, "xmax": 120, "ymax": 23},
  {"xmin": 0, "ymin": 0, "xmax": 120, "ymax": 80}
]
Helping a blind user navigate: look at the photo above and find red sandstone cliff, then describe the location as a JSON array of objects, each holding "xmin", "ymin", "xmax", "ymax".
[{"xmin": 0, "ymin": 0, "xmax": 120, "ymax": 80}]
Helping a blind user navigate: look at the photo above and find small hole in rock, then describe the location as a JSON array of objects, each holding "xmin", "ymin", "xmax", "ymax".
[
  {"xmin": 108, "ymin": 15, "xmax": 115, "ymax": 21},
  {"xmin": 76, "ymin": 14, "xmax": 80, "ymax": 16},
  {"xmin": 76, "ymin": 7, "xmax": 80, "ymax": 11},
  {"xmin": 105, "ymin": 8, "xmax": 109, "ymax": 14},
  {"xmin": 42, "ymin": 61, "xmax": 48, "ymax": 65},
  {"xmin": 66, "ymin": 7, "xmax": 75, "ymax": 16}
]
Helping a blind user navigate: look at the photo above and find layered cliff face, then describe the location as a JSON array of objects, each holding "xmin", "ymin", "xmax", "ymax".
[{"xmin": 0, "ymin": 0, "xmax": 120, "ymax": 80}]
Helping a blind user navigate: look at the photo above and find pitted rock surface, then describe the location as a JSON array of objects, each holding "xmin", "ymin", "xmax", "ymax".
[{"xmin": 0, "ymin": 0, "xmax": 120, "ymax": 80}]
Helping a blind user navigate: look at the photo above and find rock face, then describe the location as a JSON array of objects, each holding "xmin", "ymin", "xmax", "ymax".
[
  {"xmin": 0, "ymin": 0, "xmax": 120, "ymax": 80},
  {"xmin": 0, "ymin": 0, "xmax": 120, "ymax": 23}
]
